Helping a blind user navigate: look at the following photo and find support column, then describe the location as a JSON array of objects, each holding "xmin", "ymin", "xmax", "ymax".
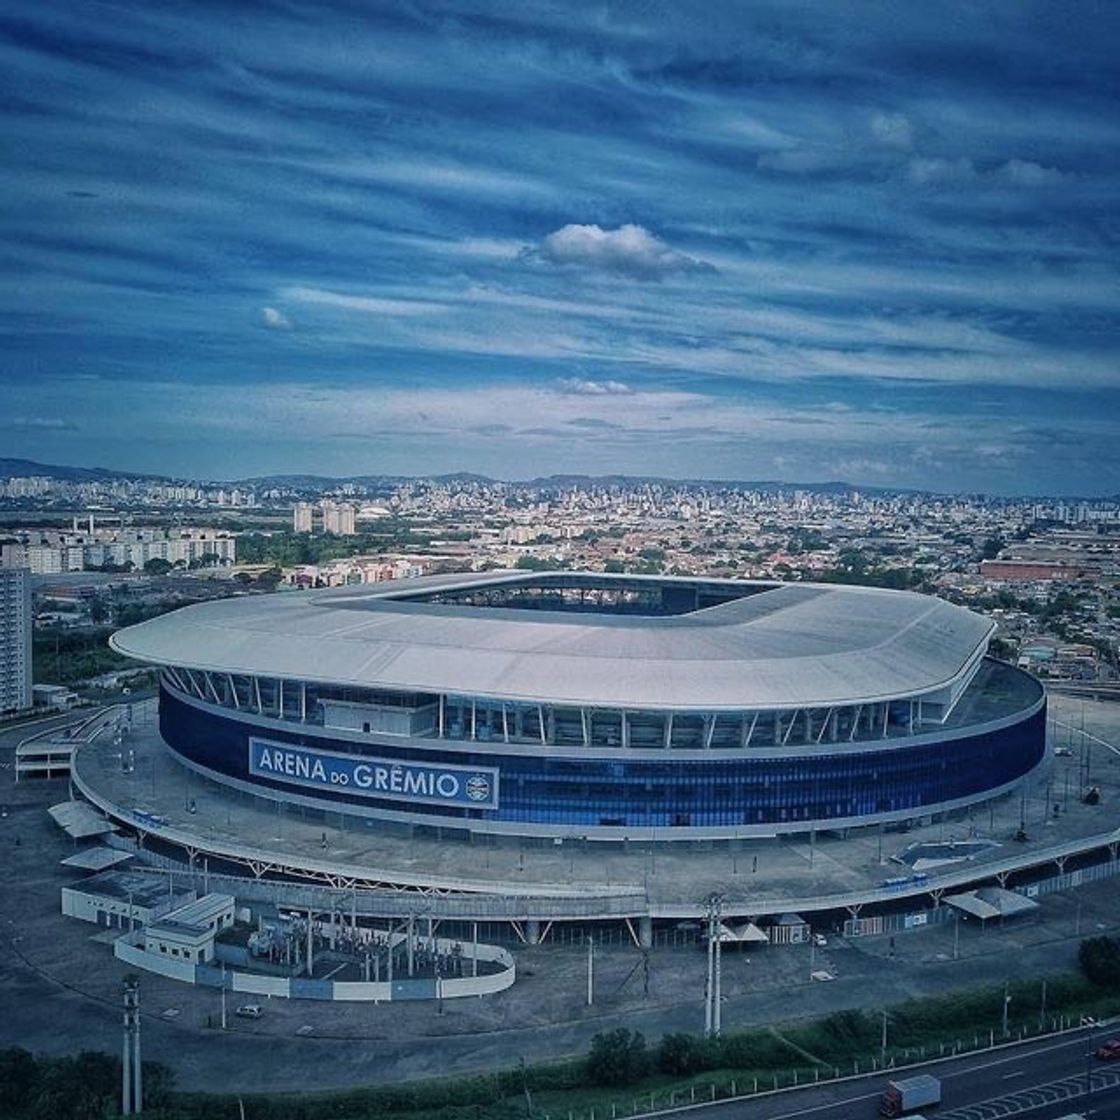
[
  {"xmin": 526, "ymin": 919, "xmax": 541, "ymax": 945},
  {"xmin": 639, "ymin": 915, "xmax": 653, "ymax": 949}
]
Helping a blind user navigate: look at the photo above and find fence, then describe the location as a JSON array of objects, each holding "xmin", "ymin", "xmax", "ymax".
[{"xmin": 112, "ymin": 929, "xmax": 515, "ymax": 1002}]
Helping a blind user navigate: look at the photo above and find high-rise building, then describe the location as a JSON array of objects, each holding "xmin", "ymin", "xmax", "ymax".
[
  {"xmin": 0, "ymin": 568, "xmax": 33, "ymax": 714},
  {"xmin": 321, "ymin": 501, "xmax": 356, "ymax": 536},
  {"xmin": 293, "ymin": 503, "xmax": 314, "ymax": 533}
]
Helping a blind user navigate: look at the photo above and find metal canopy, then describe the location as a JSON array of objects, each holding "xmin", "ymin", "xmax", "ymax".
[
  {"xmin": 110, "ymin": 571, "xmax": 995, "ymax": 711},
  {"xmin": 60, "ymin": 847, "xmax": 134, "ymax": 870},
  {"xmin": 945, "ymin": 887, "xmax": 1039, "ymax": 920},
  {"xmin": 48, "ymin": 800, "xmax": 118, "ymax": 839}
]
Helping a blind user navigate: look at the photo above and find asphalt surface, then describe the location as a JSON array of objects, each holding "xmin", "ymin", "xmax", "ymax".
[{"xmin": 659, "ymin": 1029, "xmax": 1120, "ymax": 1119}]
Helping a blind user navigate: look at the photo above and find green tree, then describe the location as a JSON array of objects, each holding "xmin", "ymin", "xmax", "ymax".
[
  {"xmin": 0, "ymin": 1047, "xmax": 37, "ymax": 1114},
  {"xmin": 586, "ymin": 1028, "xmax": 649, "ymax": 1086},
  {"xmin": 657, "ymin": 1032, "xmax": 712, "ymax": 1075},
  {"xmin": 1079, "ymin": 936, "xmax": 1120, "ymax": 990},
  {"xmin": 144, "ymin": 557, "xmax": 173, "ymax": 575}
]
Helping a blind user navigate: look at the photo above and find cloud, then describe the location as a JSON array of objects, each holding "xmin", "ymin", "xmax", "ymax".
[
  {"xmin": 2, "ymin": 416, "xmax": 79, "ymax": 431},
  {"xmin": 261, "ymin": 306, "xmax": 291, "ymax": 330},
  {"xmin": 756, "ymin": 149, "xmax": 841, "ymax": 175},
  {"xmin": 536, "ymin": 224, "xmax": 714, "ymax": 280},
  {"xmin": 906, "ymin": 156, "xmax": 976, "ymax": 185},
  {"xmin": 556, "ymin": 377, "xmax": 633, "ymax": 396},
  {"xmin": 870, "ymin": 111, "xmax": 914, "ymax": 150},
  {"xmin": 996, "ymin": 158, "xmax": 1066, "ymax": 186},
  {"xmin": 282, "ymin": 287, "xmax": 446, "ymax": 317}
]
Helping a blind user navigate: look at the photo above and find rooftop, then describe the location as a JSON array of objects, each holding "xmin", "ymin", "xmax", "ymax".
[{"xmin": 111, "ymin": 572, "xmax": 995, "ymax": 711}]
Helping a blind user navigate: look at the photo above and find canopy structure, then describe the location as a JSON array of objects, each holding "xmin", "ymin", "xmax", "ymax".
[
  {"xmin": 110, "ymin": 571, "xmax": 994, "ymax": 712},
  {"xmin": 945, "ymin": 886, "xmax": 1039, "ymax": 921},
  {"xmin": 60, "ymin": 847, "xmax": 133, "ymax": 871},
  {"xmin": 717, "ymin": 921, "xmax": 770, "ymax": 943},
  {"xmin": 48, "ymin": 800, "xmax": 117, "ymax": 839}
]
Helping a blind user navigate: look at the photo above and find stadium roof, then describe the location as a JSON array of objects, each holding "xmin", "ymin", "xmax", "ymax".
[{"xmin": 110, "ymin": 572, "xmax": 994, "ymax": 711}]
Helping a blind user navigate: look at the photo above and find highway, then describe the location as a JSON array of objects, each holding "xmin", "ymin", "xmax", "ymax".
[{"xmin": 656, "ymin": 1027, "xmax": 1120, "ymax": 1119}]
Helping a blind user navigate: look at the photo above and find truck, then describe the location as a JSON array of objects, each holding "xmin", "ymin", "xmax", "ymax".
[{"xmin": 880, "ymin": 1074, "xmax": 941, "ymax": 1116}]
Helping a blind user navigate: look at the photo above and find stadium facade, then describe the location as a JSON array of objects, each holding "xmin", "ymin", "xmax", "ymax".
[{"xmin": 110, "ymin": 572, "xmax": 1046, "ymax": 841}]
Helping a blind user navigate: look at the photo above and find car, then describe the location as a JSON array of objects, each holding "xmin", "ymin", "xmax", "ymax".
[
  {"xmin": 811, "ymin": 933, "xmax": 828, "ymax": 947},
  {"xmin": 1054, "ymin": 746, "xmax": 1073, "ymax": 757},
  {"xmin": 1095, "ymin": 1038, "xmax": 1120, "ymax": 1060},
  {"xmin": 235, "ymin": 1004, "xmax": 262, "ymax": 1019}
]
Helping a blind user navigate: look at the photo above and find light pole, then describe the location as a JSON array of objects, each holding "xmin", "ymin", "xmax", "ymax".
[
  {"xmin": 703, "ymin": 893, "xmax": 723, "ymax": 1037},
  {"xmin": 586, "ymin": 932, "xmax": 594, "ymax": 1006},
  {"xmin": 1001, "ymin": 981, "xmax": 1011, "ymax": 1038}
]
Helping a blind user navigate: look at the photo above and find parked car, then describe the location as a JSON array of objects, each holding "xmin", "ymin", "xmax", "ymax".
[
  {"xmin": 811, "ymin": 932, "xmax": 828, "ymax": 947},
  {"xmin": 1095, "ymin": 1038, "xmax": 1120, "ymax": 1060},
  {"xmin": 235, "ymin": 1004, "xmax": 263, "ymax": 1019}
]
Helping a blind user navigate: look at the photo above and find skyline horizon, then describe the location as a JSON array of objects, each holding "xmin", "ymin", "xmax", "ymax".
[{"xmin": 2, "ymin": 452, "xmax": 1118, "ymax": 503}]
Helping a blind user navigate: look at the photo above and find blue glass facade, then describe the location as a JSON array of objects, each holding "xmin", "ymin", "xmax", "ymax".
[{"xmin": 159, "ymin": 680, "xmax": 1046, "ymax": 833}]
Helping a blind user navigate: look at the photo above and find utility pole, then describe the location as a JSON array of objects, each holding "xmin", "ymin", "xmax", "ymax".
[
  {"xmin": 122, "ymin": 974, "xmax": 141, "ymax": 1116},
  {"xmin": 881, "ymin": 1009, "xmax": 888, "ymax": 1064},
  {"xmin": 586, "ymin": 932, "xmax": 594, "ymax": 1006},
  {"xmin": 1002, "ymin": 981, "xmax": 1011, "ymax": 1037},
  {"xmin": 1039, "ymin": 978, "xmax": 1047, "ymax": 1031},
  {"xmin": 704, "ymin": 893, "xmax": 723, "ymax": 1037}
]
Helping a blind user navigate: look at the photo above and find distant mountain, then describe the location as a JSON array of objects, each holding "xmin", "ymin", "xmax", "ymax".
[{"xmin": 0, "ymin": 457, "xmax": 157, "ymax": 483}]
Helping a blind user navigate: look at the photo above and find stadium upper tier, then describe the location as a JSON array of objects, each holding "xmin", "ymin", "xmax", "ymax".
[{"xmin": 111, "ymin": 571, "xmax": 993, "ymax": 712}]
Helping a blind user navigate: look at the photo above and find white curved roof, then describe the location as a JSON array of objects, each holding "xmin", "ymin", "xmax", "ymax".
[{"xmin": 110, "ymin": 572, "xmax": 994, "ymax": 711}]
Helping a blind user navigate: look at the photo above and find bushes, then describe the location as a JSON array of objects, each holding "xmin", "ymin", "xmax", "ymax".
[
  {"xmin": 657, "ymin": 1033, "xmax": 713, "ymax": 1076},
  {"xmin": 1079, "ymin": 937, "xmax": 1120, "ymax": 991},
  {"xmin": 0, "ymin": 1048, "xmax": 175, "ymax": 1120},
  {"xmin": 586, "ymin": 1029, "xmax": 649, "ymax": 1086}
]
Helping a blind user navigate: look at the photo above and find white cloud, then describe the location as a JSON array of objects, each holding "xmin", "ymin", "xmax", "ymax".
[
  {"xmin": 906, "ymin": 156, "xmax": 976, "ymax": 185},
  {"xmin": 996, "ymin": 158, "xmax": 1066, "ymax": 186},
  {"xmin": 2, "ymin": 416, "xmax": 78, "ymax": 431},
  {"xmin": 282, "ymin": 287, "xmax": 446, "ymax": 316},
  {"xmin": 537, "ymin": 223, "xmax": 713, "ymax": 280},
  {"xmin": 756, "ymin": 149, "xmax": 838, "ymax": 175},
  {"xmin": 556, "ymin": 377, "xmax": 633, "ymax": 396},
  {"xmin": 870, "ymin": 111, "xmax": 914, "ymax": 150},
  {"xmin": 261, "ymin": 306, "xmax": 291, "ymax": 330}
]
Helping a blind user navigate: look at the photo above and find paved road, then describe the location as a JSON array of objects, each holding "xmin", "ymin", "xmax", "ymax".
[{"xmin": 657, "ymin": 1029, "xmax": 1120, "ymax": 1120}]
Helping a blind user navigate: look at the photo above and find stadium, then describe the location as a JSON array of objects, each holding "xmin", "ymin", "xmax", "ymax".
[{"xmin": 108, "ymin": 571, "xmax": 1047, "ymax": 843}]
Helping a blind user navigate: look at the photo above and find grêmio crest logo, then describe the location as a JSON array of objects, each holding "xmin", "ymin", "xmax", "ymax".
[{"xmin": 248, "ymin": 738, "xmax": 499, "ymax": 810}]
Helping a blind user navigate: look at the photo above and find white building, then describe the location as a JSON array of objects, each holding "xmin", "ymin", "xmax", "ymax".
[
  {"xmin": 293, "ymin": 502, "xmax": 314, "ymax": 533},
  {"xmin": 0, "ymin": 567, "xmax": 32, "ymax": 714},
  {"xmin": 321, "ymin": 501, "xmax": 356, "ymax": 536}
]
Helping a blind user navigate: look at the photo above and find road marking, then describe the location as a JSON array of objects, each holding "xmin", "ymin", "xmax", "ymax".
[{"xmin": 1001, "ymin": 1070, "xmax": 1025, "ymax": 1078}]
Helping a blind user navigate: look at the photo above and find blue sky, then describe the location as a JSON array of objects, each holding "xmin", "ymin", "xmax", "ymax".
[{"xmin": 2, "ymin": 1, "xmax": 1118, "ymax": 495}]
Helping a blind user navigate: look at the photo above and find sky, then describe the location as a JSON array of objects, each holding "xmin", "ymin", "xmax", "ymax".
[{"xmin": 1, "ymin": 1, "xmax": 1118, "ymax": 496}]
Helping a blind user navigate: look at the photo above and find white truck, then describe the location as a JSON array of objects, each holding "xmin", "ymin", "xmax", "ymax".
[{"xmin": 879, "ymin": 1074, "xmax": 941, "ymax": 1117}]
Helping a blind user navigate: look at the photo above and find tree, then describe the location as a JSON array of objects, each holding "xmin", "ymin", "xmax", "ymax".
[
  {"xmin": 1079, "ymin": 936, "xmax": 1120, "ymax": 990},
  {"xmin": 0, "ymin": 1047, "xmax": 37, "ymax": 1114},
  {"xmin": 586, "ymin": 1028, "xmax": 649, "ymax": 1086},
  {"xmin": 981, "ymin": 536, "xmax": 1005, "ymax": 560},
  {"xmin": 657, "ymin": 1032, "xmax": 710, "ymax": 1076},
  {"xmin": 144, "ymin": 557, "xmax": 173, "ymax": 575}
]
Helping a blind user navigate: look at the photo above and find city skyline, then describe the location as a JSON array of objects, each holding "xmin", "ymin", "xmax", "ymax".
[{"xmin": 3, "ymin": 2, "xmax": 1119, "ymax": 496}]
